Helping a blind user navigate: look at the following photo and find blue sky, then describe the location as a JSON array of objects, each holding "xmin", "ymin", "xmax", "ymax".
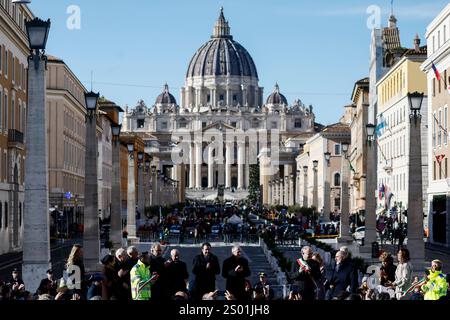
[{"xmin": 30, "ymin": 0, "xmax": 448, "ymax": 125}]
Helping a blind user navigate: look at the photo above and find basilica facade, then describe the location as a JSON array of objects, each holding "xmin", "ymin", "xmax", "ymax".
[{"xmin": 122, "ymin": 9, "xmax": 320, "ymax": 200}]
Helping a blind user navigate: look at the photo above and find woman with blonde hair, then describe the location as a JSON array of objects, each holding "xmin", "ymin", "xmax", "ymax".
[{"xmin": 65, "ymin": 244, "xmax": 85, "ymax": 295}]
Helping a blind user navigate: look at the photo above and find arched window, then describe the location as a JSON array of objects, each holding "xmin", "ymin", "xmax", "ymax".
[{"xmin": 334, "ymin": 173, "xmax": 341, "ymax": 187}]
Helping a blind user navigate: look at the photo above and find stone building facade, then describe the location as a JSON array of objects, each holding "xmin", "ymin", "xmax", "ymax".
[
  {"xmin": 0, "ymin": 1, "xmax": 33, "ymax": 255},
  {"xmin": 122, "ymin": 9, "xmax": 318, "ymax": 201}
]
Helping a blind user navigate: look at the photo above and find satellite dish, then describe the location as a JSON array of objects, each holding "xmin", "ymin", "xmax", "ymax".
[{"xmin": 12, "ymin": 0, "xmax": 31, "ymax": 4}]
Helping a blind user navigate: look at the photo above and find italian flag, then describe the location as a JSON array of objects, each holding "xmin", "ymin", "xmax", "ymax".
[{"xmin": 297, "ymin": 258, "xmax": 311, "ymax": 272}]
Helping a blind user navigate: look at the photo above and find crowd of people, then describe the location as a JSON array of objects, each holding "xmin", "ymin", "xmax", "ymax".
[{"xmin": 1, "ymin": 240, "xmax": 448, "ymax": 301}]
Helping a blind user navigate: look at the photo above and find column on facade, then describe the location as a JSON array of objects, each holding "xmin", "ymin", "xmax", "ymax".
[
  {"xmin": 110, "ymin": 139, "xmax": 122, "ymax": 249},
  {"xmin": 338, "ymin": 155, "xmax": 351, "ymax": 242},
  {"xmin": 208, "ymin": 145, "xmax": 214, "ymax": 188},
  {"xmin": 303, "ymin": 169, "xmax": 308, "ymax": 208},
  {"xmin": 237, "ymin": 141, "xmax": 245, "ymax": 189},
  {"xmin": 127, "ymin": 154, "xmax": 138, "ymax": 242},
  {"xmin": 323, "ymin": 162, "xmax": 331, "ymax": 222},
  {"xmin": 137, "ymin": 164, "xmax": 145, "ymax": 217},
  {"xmin": 186, "ymin": 87, "xmax": 191, "ymax": 107},
  {"xmin": 189, "ymin": 143, "xmax": 195, "ymax": 188},
  {"xmin": 172, "ymin": 165, "xmax": 178, "ymax": 181},
  {"xmin": 245, "ymin": 145, "xmax": 250, "ymax": 189},
  {"xmin": 313, "ymin": 167, "xmax": 318, "ymax": 209},
  {"xmin": 268, "ymin": 181, "xmax": 272, "ymax": 205},
  {"xmin": 195, "ymin": 142, "xmax": 202, "ymax": 189},
  {"xmin": 225, "ymin": 142, "xmax": 232, "ymax": 188},
  {"xmin": 242, "ymin": 86, "xmax": 248, "ymax": 106},
  {"xmin": 209, "ymin": 88, "xmax": 214, "ymax": 106},
  {"xmin": 284, "ymin": 176, "xmax": 289, "ymax": 206},
  {"xmin": 273, "ymin": 180, "xmax": 278, "ymax": 205},
  {"xmin": 289, "ymin": 174, "xmax": 295, "ymax": 206},
  {"xmin": 226, "ymin": 86, "xmax": 231, "ymax": 106}
]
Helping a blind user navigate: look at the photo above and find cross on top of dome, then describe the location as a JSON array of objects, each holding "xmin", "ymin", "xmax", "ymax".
[{"xmin": 213, "ymin": 7, "xmax": 232, "ymax": 39}]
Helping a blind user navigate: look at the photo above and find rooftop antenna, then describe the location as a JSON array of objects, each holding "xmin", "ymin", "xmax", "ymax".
[
  {"xmin": 90, "ymin": 70, "xmax": 93, "ymax": 92},
  {"xmin": 391, "ymin": 0, "xmax": 394, "ymax": 16}
]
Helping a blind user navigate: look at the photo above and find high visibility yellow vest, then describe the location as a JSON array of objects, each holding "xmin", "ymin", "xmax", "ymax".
[
  {"xmin": 130, "ymin": 260, "xmax": 151, "ymax": 300},
  {"xmin": 422, "ymin": 270, "xmax": 448, "ymax": 301}
]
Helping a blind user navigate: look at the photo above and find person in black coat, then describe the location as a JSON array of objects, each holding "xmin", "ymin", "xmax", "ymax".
[
  {"xmin": 325, "ymin": 250, "xmax": 358, "ymax": 300},
  {"xmin": 192, "ymin": 242, "xmax": 221, "ymax": 300},
  {"xmin": 222, "ymin": 246, "xmax": 251, "ymax": 300},
  {"xmin": 165, "ymin": 249, "xmax": 189, "ymax": 297},
  {"xmin": 292, "ymin": 246, "xmax": 322, "ymax": 301},
  {"xmin": 149, "ymin": 243, "xmax": 167, "ymax": 300}
]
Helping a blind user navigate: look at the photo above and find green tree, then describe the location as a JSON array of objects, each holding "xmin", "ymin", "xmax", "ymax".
[{"xmin": 247, "ymin": 162, "xmax": 260, "ymax": 205}]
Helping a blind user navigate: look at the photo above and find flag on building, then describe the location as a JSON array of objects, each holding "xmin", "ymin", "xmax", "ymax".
[
  {"xmin": 376, "ymin": 116, "xmax": 386, "ymax": 137},
  {"xmin": 436, "ymin": 154, "xmax": 445, "ymax": 163},
  {"xmin": 379, "ymin": 183, "xmax": 385, "ymax": 200},
  {"xmin": 432, "ymin": 62, "xmax": 441, "ymax": 81}
]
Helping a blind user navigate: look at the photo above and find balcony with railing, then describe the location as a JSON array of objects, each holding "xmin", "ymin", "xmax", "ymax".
[{"xmin": 8, "ymin": 129, "xmax": 24, "ymax": 150}]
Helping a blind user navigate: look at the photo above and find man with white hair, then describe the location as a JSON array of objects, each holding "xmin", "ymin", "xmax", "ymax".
[
  {"xmin": 325, "ymin": 250, "xmax": 358, "ymax": 300},
  {"xmin": 165, "ymin": 249, "xmax": 189, "ymax": 297},
  {"xmin": 222, "ymin": 245, "xmax": 251, "ymax": 300},
  {"xmin": 293, "ymin": 246, "xmax": 322, "ymax": 301}
]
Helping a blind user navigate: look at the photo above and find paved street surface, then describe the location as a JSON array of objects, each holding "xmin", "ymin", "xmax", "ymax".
[{"xmin": 0, "ymin": 238, "xmax": 81, "ymax": 281}]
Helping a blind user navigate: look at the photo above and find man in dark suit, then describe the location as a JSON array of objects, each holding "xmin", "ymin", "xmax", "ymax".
[
  {"xmin": 325, "ymin": 250, "xmax": 358, "ymax": 300},
  {"xmin": 149, "ymin": 243, "xmax": 167, "ymax": 300},
  {"xmin": 222, "ymin": 246, "xmax": 251, "ymax": 300},
  {"xmin": 192, "ymin": 242, "xmax": 220, "ymax": 300},
  {"xmin": 165, "ymin": 249, "xmax": 189, "ymax": 297},
  {"xmin": 292, "ymin": 246, "xmax": 321, "ymax": 301}
]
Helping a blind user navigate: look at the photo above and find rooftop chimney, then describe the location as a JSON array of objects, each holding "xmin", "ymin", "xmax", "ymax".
[{"xmin": 414, "ymin": 34, "xmax": 421, "ymax": 52}]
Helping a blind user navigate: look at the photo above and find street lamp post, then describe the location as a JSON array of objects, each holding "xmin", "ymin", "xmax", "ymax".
[
  {"xmin": 137, "ymin": 152, "xmax": 145, "ymax": 219},
  {"xmin": 338, "ymin": 142, "xmax": 352, "ymax": 243},
  {"xmin": 303, "ymin": 166, "xmax": 308, "ymax": 208},
  {"xmin": 289, "ymin": 173, "xmax": 295, "ymax": 206},
  {"xmin": 323, "ymin": 152, "xmax": 331, "ymax": 222},
  {"xmin": 312, "ymin": 160, "xmax": 319, "ymax": 211},
  {"xmin": 407, "ymin": 92, "xmax": 425, "ymax": 270},
  {"xmin": 361, "ymin": 123, "xmax": 378, "ymax": 254},
  {"xmin": 22, "ymin": 17, "xmax": 52, "ymax": 293},
  {"xmin": 151, "ymin": 166, "xmax": 157, "ymax": 206},
  {"xmin": 145, "ymin": 159, "xmax": 151, "ymax": 209},
  {"xmin": 126, "ymin": 143, "xmax": 139, "ymax": 243},
  {"xmin": 110, "ymin": 124, "xmax": 122, "ymax": 249},
  {"xmin": 83, "ymin": 90, "xmax": 101, "ymax": 272}
]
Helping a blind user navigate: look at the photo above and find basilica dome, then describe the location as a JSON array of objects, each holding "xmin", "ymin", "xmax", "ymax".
[
  {"xmin": 266, "ymin": 83, "xmax": 288, "ymax": 105},
  {"xmin": 155, "ymin": 83, "xmax": 177, "ymax": 105},
  {"xmin": 186, "ymin": 8, "xmax": 258, "ymax": 80}
]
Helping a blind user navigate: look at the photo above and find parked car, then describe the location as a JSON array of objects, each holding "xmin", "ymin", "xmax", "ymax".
[{"xmin": 353, "ymin": 226, "xmax": 365, "ymax": 241}]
